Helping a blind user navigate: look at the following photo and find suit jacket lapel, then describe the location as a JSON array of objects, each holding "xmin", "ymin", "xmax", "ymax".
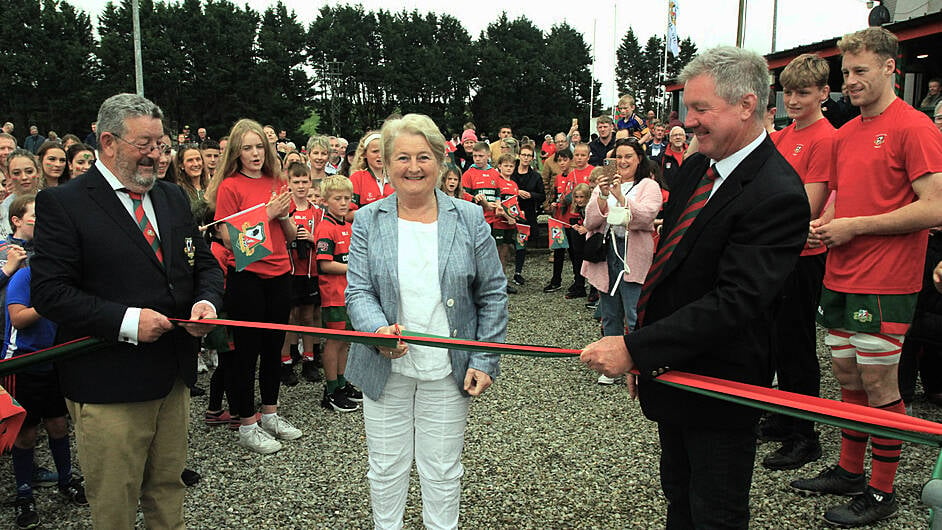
[
  {"xmin": 376, "ymin": 198, "xmax": 400, "ymax": 313},
  {"xmin": 85, "ymin": 169, "xmax": 165, "ymax": 273},
  {"xmin": 436, "ymin": 189, "xmax": 458, "ymax": 285}
]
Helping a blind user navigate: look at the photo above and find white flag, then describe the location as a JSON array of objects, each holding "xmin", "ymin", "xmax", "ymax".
[{"xmin": 667, "ymin": 0, "xmax": 680, "ymax": 57}]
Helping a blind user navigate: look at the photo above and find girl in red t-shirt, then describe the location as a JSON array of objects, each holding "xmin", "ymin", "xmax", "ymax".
[
  {"xmin": 348, "ymin": 131, "xmax": 393, "ymax": 215},
  {"xmin": 205, "ymin": 119, "xmax": 301, "ymax": 454}
]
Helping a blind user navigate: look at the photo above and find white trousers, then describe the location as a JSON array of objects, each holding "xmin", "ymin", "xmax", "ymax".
[{"xmin": 363, "ymin": 373, "xmax": 470, "ymax": 530}]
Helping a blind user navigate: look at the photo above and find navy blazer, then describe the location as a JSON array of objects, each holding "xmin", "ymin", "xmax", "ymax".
[
  {"xmin": 626, "ymin": 137, "xmax": 810, "ymax": 429},
  {"xmin": 31, "ymin": 166, "xmax": 223, "ymax": 403},
  {"xmin": 345, "ymin": 189, "xmax": 507, "ymax": 400}
]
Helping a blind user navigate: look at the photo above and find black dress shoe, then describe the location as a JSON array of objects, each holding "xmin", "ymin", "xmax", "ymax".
[
  {"xmin": 181, "ymin": 468, "xmax": 201, "ymax": 487},
  {"xmin": 756, "ymin": 413, "xmax": 791, "ymax": 442},
  {"xmin": 189, "ymin": 385, "xmax": 206, "ymax": 397},
  {"xmin": 762, "ymin": 436, "xmax": 822, "ymax": 470}
]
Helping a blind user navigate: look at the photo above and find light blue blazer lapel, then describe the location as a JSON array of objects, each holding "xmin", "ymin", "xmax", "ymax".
[
  {"xmin": 375, "ymin": 196, "xmax": 400, "ymax": 319},
  {"xmin": 436, "ymin": 189, "xmax": 458, "ymax": 285}
]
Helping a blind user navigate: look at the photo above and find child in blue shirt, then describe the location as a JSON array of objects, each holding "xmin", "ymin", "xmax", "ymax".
[{"xmin": 2, "ymin": 195, "xmax": 86, "ymax": 528}]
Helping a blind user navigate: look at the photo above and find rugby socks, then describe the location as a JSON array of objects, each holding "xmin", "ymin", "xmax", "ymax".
[
  {"xmin": 838, "ymin": 388, "xmax": 869, "ymax": 475},
  {"xmin": 11, "ymin": 446, "xmax": 34, "ymax": 498},
  {"xmin": 337, "ymin": 374, "xmax": 347, "ymax": 388},
  {"xmin": 869, "ymin": 399, "xmax": 905, "ymax": 493},
  {"xmin": 326, "ymin": 379, "xmax": 340, "ymax": 394},
  {"xmin": 48, "ymin": 435, "xmax": 72, "ymax": 487}
]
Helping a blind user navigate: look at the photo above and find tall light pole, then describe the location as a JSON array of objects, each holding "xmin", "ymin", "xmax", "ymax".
[{"xmin": 132, "ymin": 0, "xmax": 144, "ymax": 96}]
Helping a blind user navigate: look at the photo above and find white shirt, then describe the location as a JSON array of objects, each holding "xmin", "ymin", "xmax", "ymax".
[
  {"xmin": 393, "ymin": 219, "xmax": 452, "ymax": 380},
  {"xmin": 709, "ymin": 130, "xmax": 767, "ymax": 200}
]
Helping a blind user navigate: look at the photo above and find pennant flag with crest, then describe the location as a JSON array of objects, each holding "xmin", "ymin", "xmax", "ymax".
[
  {"xmin": 222, "ymin": 203, "xmax": 272, "ymax": 271},
  {"xmin": 548, "ymin": 218, "xmax": 569, "ymax": 249},
  {"xmin": 502, "ymin": 195, "xmax": 524, "ymax": 221},
  {"xmin": 515, "ymin": 223, "xmax": 531, "ymax": 250}
]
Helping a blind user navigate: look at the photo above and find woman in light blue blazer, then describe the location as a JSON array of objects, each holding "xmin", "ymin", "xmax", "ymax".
[{"xmin": 345, "ymin": 113, "xmax": 507, "ymax": 530}]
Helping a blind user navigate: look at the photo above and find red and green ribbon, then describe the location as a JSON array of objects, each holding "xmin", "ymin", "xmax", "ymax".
[{"xmin": 3, "ymin": 318, "xmax": 942, "ymax": 515}]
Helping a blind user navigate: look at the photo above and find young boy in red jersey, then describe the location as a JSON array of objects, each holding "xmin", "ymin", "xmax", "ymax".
[
  {"xmin": 794, "ymin": 28, "xmax": 942, "ymax": 527},
  {"xmin": 760, "ymin": 53, "xmax": 834, "ymax": 472},
  {"xmin": 544, "ymin": 149, "xmax": 573, "ymax": 293},
  {"xmin": 461, "ymin": 141, "xmax": 499, "ymax": 207},
  {"xmin": 314, "ymin": 176, "xmax": 361, "ymax": 412},
  {"xmin": 569, "ymin": 143, "xmax": 594, "ymax": 187},
  {"xmin": 280, "ymin": 163, "xmax": 324, "ymax": 386},
  {"xmin": 492, "ymin": 154, "xmax": 520, "ymax": 291}
]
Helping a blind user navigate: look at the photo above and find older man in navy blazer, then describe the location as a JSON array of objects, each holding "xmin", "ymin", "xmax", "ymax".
[
  {"xmin": 582, "ymin": 48, "xmax": 809, "ymax": 528},
  {"xmin": 31, "ymin": 94, "xmax": 223, "ymax": 528}
]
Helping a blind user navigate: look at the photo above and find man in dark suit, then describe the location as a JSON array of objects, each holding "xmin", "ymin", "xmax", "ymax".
[
  {"xmin": 581, "ymin": 47, "xmax": 810, "ymax": 528},
  {"xmin": 31, "ymin": 93, "xmax": 223, "ymax": 528}
]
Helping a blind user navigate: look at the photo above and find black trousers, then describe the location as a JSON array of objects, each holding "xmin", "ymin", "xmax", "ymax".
[
  {"xmin": 224, "ymin": 270, "xmax": 291, "ymax": 419},
  {"xmin": 899, "ymin": 234, "xmax": 942, "ymax": 403},
  {"xmin": 770, "ymin": 253, "xmax": 825, "ymax": 438},
  {"xmin": 550, "ymin": 227, "xmax": 586, "ymax": 289},
  {"xmin": 658, "ymin": 422, "xmax": 757, "ymax": 529}
]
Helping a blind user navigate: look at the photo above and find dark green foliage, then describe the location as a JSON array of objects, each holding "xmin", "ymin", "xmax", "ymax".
[{"xmin": 4, "ymin": 0, "xmax": 692, "ymax": 146}]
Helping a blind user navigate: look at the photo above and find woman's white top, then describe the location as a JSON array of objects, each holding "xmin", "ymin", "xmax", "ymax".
[
  {"xmin": 607, "ymin": 179, "xmax": 640, "ymax": 238},
  {"xmin": 393, "ymin": 218, "xmax": 452, "ymax": 380}
]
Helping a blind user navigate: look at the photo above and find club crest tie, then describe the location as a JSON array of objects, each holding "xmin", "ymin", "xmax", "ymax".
[{"xmin": 125, "ymin": 190, "xmax": 164, "ymax": 264}]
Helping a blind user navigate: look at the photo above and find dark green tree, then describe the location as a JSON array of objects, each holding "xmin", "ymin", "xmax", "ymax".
[
  {"xmin": 307, "ymin": 4, "xmax": 385, "ymax": 138},
  {"xmin": 543, "ymin": 22, "xmax": 601, "ymax": 137},
  {"xmin": 0, "ymin": 0, "xmax": 98, "ymax": 139},
  {"xmin": 614, "ymin": 28, "xmax": 644, "ymax": 104},
  {"xmin": 257, "ymin": 1, "xmax": 310, "ymax": 140},
  {"xmin": 472, "ymin": 13, "xmax": 548, "ymax": 139}
]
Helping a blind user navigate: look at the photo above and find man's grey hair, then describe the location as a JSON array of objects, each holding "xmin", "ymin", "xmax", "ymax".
[
  {"xmin": 96, "ymin": 93, "xmax": 163, "ymax": 144},
  {"xmin": 679, "ymin": 46, "xmax": 770, "ymax": 123}
]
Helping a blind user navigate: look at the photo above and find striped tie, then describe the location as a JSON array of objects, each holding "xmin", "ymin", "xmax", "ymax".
[
  {"xmin": 636, "ymin": 165, "xmax": 718, "ymax": 326},
  {"xmin": 125, "ymin": 190, "xmax": 163, "ymax": 264}
]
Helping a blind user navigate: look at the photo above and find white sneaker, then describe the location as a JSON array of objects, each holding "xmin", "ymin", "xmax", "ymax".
[
  {"xmin": 196, "ymin": 353, "xmax": 208, "ymax": 373},
  {"xmin": 239, "ymin": 424, "xmax": 282, "ymax": 454},
  {"xmin": 597, "ymin": 374, "xmax": 616, "ymax": 385},
  {"xmin": 260, "ymin": 414, "xmax": 303, "ymax": 440}
]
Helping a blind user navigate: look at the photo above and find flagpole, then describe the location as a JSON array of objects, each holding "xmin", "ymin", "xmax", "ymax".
[
  {"xmin": 198, "ymin": 203, "xmax": 267, "ymax": 231},
  {"xmin": 611, "ymin": 0, "xmax": 617, "ymax": 119},
  {"xmin": 590, "ymin": 18, "xmax": 597, "ymax": 126},
  {"xmin": 661, "ymin": 2, "xmax": 669, "ymax": 120}
]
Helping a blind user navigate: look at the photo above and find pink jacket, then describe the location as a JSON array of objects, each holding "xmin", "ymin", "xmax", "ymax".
[{"xmin": 580, "ymin": 179, "xmax": 663, "ymax": 291}]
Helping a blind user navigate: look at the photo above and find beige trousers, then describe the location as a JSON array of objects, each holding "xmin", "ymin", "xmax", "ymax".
[{"xmin": 67, "ymin": 378, "xmax": 189, "ymax": 529}]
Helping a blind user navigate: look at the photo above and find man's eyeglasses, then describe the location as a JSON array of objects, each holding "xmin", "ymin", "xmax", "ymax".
[
  {"xmin": 111, "ymin": 133, "xmax": 171, "ymax": 154},
  {"xmin": 519, "ymin": 153, "xmax": 534, "ymax": 157}
]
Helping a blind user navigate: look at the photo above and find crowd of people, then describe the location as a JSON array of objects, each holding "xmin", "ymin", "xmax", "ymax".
[{"xmin": 0, "ymin": 24, "xmax": 940, "ymax": 530}]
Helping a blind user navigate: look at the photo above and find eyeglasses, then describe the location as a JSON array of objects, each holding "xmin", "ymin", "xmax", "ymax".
[
  {"xmin": 519, "ymin": 153, "xmax": 534, "ymax": 157},
  {"xmin": 935, "ymin": 115, "xmax": 942, "ymax": 121},
  {"xmin": 111, "ymin": 133, "xmax": 171, "ymax": 154}
]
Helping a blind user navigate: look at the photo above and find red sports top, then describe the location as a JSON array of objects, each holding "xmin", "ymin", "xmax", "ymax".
[
  {"xmin": 771, "ymin": 117, "xmax": 834, "ymax": 257},
  {"xmin": 314, "ymin": 213, "xmax": 350, "ymax": 307},
  {"xmin": 824, "ymin": 98, "xmax": 942, "ymax": 294},
  {"xmin": 214, "ymin": 173, "xmax": 290, "ymax": 278}
]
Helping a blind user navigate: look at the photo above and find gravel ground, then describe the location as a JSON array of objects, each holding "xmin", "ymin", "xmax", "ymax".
[{"xmin": 3, "ymin": 248, "xmax": 942, "ymax": 529}]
